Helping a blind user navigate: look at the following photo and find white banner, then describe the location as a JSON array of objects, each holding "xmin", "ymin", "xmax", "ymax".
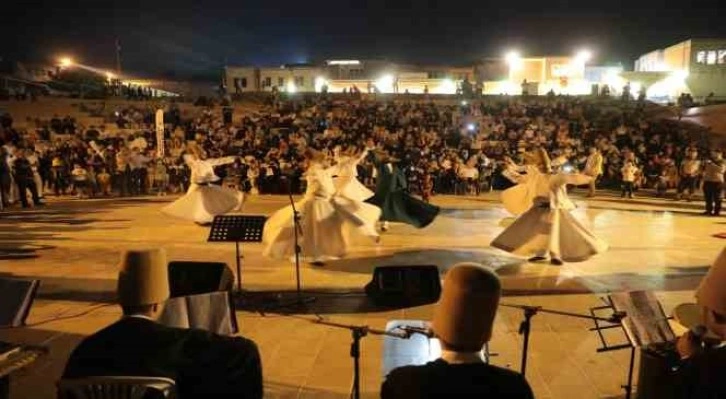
[{"xmin": 155, "ymin": 109, "xmax": 165, "ymax": 157}]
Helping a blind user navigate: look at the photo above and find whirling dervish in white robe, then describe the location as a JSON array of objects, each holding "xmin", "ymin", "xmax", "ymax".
[
  {"xmin": 490, "ymin": 165, "xmax": 608, "ymax": 264},
  {"xmin": 262, "ymin": 151, "xmax": 381, "ymax": 265},
  {"xmin": 331, "ymin": 147, "xmax": 374, "ymax": 202},
  {"xmin": 161, "ymin": 152, "xmax": 243, "ymax": 225}
]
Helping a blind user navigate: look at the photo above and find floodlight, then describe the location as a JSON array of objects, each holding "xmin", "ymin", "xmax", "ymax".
[
  {"xmin": 286, "ymin": 81, "xmax": 297, "ymax": 93},
  {"xmin": 505, "ymin": 51, "xmax": 523, "ymax": 72},
  {"xmin": 314, "ymin": 76, "xmax": 328, "ymax": 92},
  {"xmin": 375, "ymin": 74, "xmax": 394, "ymax": 93},
  {"xmin": 672, "ymin": 70, "xmax": 688, "ymax": 80},
  {"xmin": 575, "ymin": 50, "xmax": 592, "ymax": 63},
  {"xmin": 439, "ymin": 78, "xmax": 456, "ymax": 94}
]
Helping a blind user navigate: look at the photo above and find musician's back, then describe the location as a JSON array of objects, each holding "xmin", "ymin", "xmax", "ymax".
[{"xmin": 381, "ymin": 359, "xmax": 533, "ymax": 399}]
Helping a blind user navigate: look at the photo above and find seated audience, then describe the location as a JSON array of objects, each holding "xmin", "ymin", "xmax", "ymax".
[
  {"xmin": 381, "ymin": 262, "xmax": 533, "ymax": 399},
  {"xmin": 63, "ymin": 248, "xmax": 263, "ymax": 399}
]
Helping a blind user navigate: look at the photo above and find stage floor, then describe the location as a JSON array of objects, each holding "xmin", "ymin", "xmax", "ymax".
[{"xmin": 0, "ymin": 191, "xmax": 720, "ymax": 398}]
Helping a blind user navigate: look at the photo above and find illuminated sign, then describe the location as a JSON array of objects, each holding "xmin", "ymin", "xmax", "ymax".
[{"xmin": 326, "ymin": 60, "xmax": 361, "ymax": 65}]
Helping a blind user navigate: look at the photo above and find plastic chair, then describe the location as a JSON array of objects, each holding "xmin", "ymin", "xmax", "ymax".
[{"xmin": 57, "ymin": 376, "xmax": 176, "ymax": 399}]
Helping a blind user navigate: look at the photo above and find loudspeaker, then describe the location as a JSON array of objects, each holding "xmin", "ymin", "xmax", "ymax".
[
  {"xmin": 364, "ymin": 265, "xmax": 441, "ymax": 307},
  {"xmin": 168, "ymin": 261, "xmax": 234, "ymax": 298}
]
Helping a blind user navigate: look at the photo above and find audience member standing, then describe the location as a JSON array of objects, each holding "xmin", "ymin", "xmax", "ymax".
[
  {"xmin": 702, "ymin": 150, "xmax": 725, "ymax": 216},
  {"xmin": 621, "ymin": 160, "xmax": 639, "ymax": 199},
  {"xmin": 0, "ymin": 147, "xmax": 11, "ymax": 208},
  {"xmin": 12, "ymin": 149, "xmax": 43, "ymax": 208},
  {"xmin": 676, "ymin": 150, "xmax": 701, "ymax": 201},
  {"xmin": 71, "ymin": 163, "xmax": 90, "ymax": 199},
  {"xmin": 128, "ymin": 148, "xmax": 151, "ymax": 195},
  {"xmin": 115, "ymin": 147, "xmax": 131, "ymax": 196},
  {"xmin": 583, "ymin": 147, "xmax": 603, "ymax": 197}
]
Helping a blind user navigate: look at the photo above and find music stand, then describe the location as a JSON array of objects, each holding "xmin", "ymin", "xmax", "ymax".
[
  {"xmin": 589, "ymin": 291, "xmax": 675, "ymax": 399},
  {"xmin": 207, "ymin": 215, "xmax": 266, "ymax": 295},
  {"xmin": 501, "ymin": 303, "xmax": 622, "ymax": 377}
]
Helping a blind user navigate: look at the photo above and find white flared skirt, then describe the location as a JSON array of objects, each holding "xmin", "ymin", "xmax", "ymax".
[
  {"xmin": 334, "ymin": 175, "xmax": 374, "ymax": 202},
  {"xmin": 162, "ymin": 183, "xmax": 244, "ymax": 224},
  {"xmin": 491, "ymin": 206, "xmax": 608, "ymax": 262},
  {"xmin": 263, "ymin": 195, "xmax": 381, "ymax": 260}
]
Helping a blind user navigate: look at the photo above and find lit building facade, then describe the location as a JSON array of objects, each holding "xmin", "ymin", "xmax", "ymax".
[
  {"xmin": 225, "ymin": 60, "xmax": 480, "ymax": 95},
  {"xmin": 633, "ymin": 38, "xmax": 726, "ymax": 99},
  {"xmin": 225, "ymin": 64, "xmax": 322, "ymax": 93},
  {"xmin": 224, "ymin": 53, "xmax": 623, "ymax": 97},
  {"xmin": 498, "ymin": 51, "xmax": 595, "ymax": 95}
]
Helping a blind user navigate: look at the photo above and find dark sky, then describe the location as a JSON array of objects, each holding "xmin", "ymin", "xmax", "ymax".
[{"xmin": 2, "ymin": 0, "xmax": 725, "ymax": 80}]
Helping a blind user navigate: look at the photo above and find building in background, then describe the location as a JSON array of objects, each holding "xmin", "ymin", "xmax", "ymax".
[
  {"xmin": 225, "ymin": 60, "xmax": 476, "ymax": 95},
  {"xmin": 498, "ymin": 51, "xmax": 594, "ymax": 95},
  {"xmin": 223, "ymin": 50, "xmax": 658, "ymax": 98},
  {"xmin": 632, "ymin": 38, "xmax": 726, "ymax": 101},
  {"xmin": 225, "ymin": 64, "xmax": 322, "ymax": 94}
]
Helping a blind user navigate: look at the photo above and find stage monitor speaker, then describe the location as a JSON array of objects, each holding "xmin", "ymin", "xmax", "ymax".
[
  {"xmin": 365, "ymin": 265, "xmax": 441, "ymax": 307},
  {"xmin": 168, "ymin": 261, "xmax": 234, "ymax": 298}
]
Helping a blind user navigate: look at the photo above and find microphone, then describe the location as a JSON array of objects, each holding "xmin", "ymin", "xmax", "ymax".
[{"xmin": 397, "ymin": 325, "xmax": 435, "ymax": 338}]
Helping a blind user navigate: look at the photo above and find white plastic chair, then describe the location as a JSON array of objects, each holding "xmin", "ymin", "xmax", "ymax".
[{"xmin": 57, "ymin": 376, "xmax": 176, "ymax": 399}]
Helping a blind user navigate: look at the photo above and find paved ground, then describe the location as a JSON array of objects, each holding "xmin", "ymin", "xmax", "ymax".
[{"xmin": 0, "ymin": 190, "xmax": 721, "ymax": 398}]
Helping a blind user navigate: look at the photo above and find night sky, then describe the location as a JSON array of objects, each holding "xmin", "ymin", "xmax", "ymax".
[{"xmin": 2, "ymin": 0, "xmax": 725, "ymax": 80}]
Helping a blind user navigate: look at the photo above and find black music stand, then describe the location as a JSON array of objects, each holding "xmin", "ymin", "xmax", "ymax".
[
  {"xmin": 208, "ymin": 215, "xmax": 266, "ymax": 295},
  {"xmin": 589, "ymin": 291, "xmax": 676, "ymax": 399},
  {"xmin": 500, "ymin": 303, "xmax": 624, "ymax": 376}
]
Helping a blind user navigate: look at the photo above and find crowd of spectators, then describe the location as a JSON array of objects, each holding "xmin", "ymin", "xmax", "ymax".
[{"xmin": 0, "ymin": 94, "xmax": 715, "ymax": 209}]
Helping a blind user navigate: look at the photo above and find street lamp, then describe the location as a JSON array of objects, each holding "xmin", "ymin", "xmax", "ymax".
[
  {"xmin": 59, "ymin": 57, "xmax": 73, "ymax": 68},
  {"xmin": 505, "ymin": 51, "xmax": 523, "ymax": 72},
  {"xmin": 375, "ymin": 74, "xmax": 394, "ymax": 93},
  {"xmin": 575, "ymin": 50, "xmax": 592, "ymax": 64}
]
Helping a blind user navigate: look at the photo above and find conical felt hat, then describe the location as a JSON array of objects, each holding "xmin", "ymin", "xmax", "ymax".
[
  {"xmin": 431, "ymin": 263, "xmax": 501, "ymax": 351},
  {"xmin": 117, "ymin": 248, "xmax": 170, "ymax": 306}
]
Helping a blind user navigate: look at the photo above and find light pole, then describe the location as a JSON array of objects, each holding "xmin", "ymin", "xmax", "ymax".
[{"xmin": 115, "ymin": 38, "xmax": 122, "ymax": 75}]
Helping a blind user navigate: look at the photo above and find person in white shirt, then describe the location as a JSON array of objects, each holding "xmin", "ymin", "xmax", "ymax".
[
  {"xmin": 676, "ymin": 150, "xmax": 701, "ymax": 201},
  {"xmin": 128, "ymin": 148, "xmax": 151, "ymax": 195},
  {"xmin": 621, "ymin": 160, "xmax": 639, "ymax": 199},
  {"xmin": 71, "ymin": 164, "xmax": 89, "ymax": 199},
  {"xmin": 583, "ymin": 147, "xmax": 604, "ymax": 197}
]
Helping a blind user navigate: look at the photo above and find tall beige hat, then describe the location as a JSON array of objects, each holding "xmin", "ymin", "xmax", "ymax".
[
  {"xmin": 117, "ymin": 249, "xmax": 170, "ymax": 306},
  {"xmin": 432, "ymin": 263, "xmax": 501, "ymax": 351},
  {"xmin": 696, "ymin": 247, "xmax": 726, "ymax": 316}
]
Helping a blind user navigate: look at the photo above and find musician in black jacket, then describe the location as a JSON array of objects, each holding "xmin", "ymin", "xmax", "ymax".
[
  {"xmin": 63, "ymin": 249, "xmax": 263, "ymax": 399},
  {"xmin": 381, "ymin": 262, "xmax": 533, "ymax": 399},
  {"xmin": 672, "ymin": 248, "xmax": 726, "ymax": 399}
]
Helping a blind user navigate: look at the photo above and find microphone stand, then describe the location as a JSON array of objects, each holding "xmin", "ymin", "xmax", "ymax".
[
  {"xmin": 500, "ymin": 303, "xmax": 624, "ymax": 376},
  {"xmin": 277, "ymin": 179, "xmax": 315, "ymax": 309},
  {"xmin": 313, "ymin": 317, "xmax": 409, "ymax": 399}
]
